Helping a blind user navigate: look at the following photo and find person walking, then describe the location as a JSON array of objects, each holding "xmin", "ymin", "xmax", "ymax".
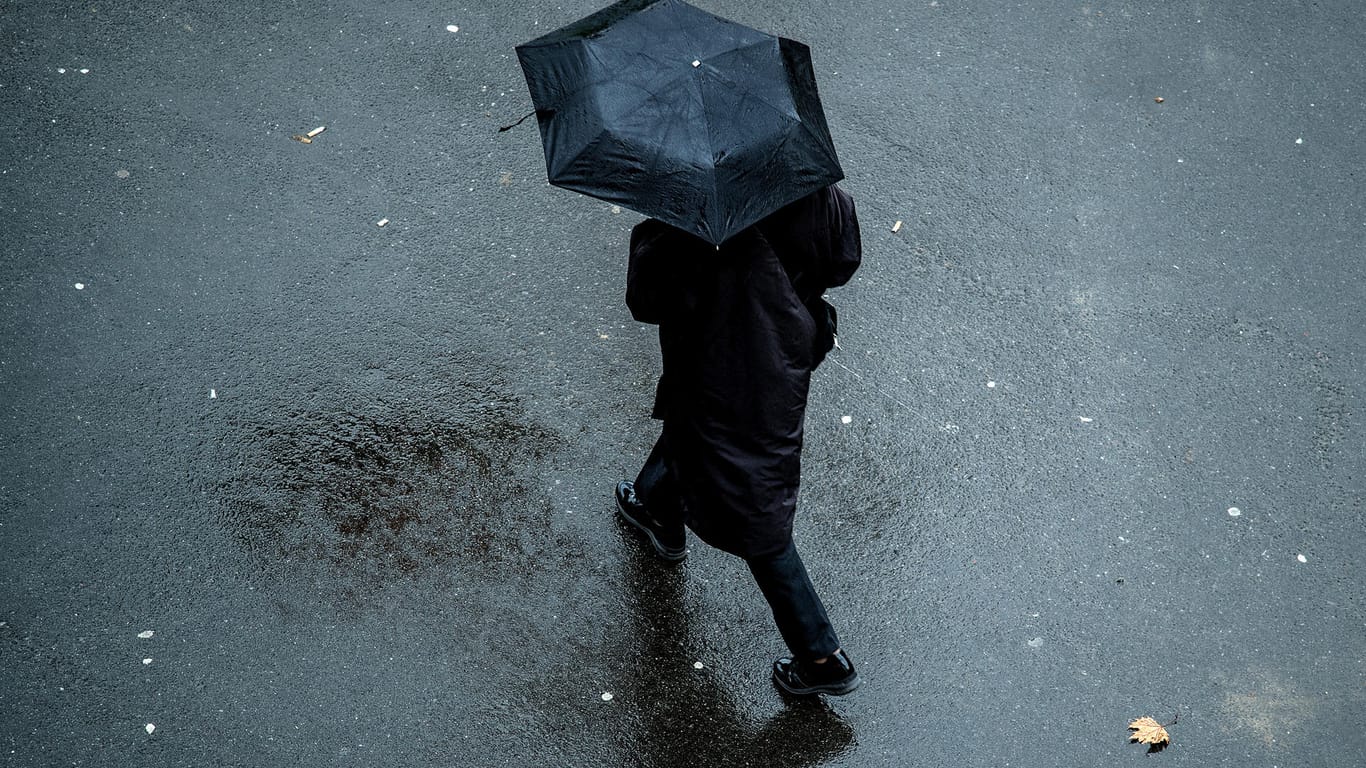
[{"xmin": 615, "ymin": 183, "xmax": 863, "ymax": 696}]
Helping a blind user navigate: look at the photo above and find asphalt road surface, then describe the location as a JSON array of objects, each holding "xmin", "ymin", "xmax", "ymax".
[{"xmin": 2, "ymin": 1, "xmax": 1363, "ymax": 766}]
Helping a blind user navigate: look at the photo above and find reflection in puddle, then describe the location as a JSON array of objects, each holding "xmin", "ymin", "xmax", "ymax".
[{"xmin": 603, "ymin": 548, "xmax": 857, "ymax": 766}]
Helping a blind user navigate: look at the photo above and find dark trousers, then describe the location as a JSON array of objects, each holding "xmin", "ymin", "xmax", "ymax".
[{"xmin": 636, "ymin": 435, "xmax": 841, "ymax": 660}]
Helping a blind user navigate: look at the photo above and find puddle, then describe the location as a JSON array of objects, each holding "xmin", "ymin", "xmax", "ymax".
[{"xmin": 207, "ymin": 395, "xmax": 562, "ymax": 590}]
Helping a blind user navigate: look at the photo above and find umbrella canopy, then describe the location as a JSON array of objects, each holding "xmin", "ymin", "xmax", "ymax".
[{"xmin": 514, "ymin": 0, "xmax": 844, "ymax": 245}]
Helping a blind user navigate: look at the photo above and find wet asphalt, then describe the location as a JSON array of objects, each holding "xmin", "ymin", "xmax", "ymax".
[{"xmin": 2, "ymin": 1, "xmax": 1363, "ymax": 766}]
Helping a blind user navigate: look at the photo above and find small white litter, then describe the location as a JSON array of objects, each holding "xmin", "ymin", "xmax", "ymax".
[
  {"xmin": 446, "ymin": 25, "xmax": 460, "ymax": 33},
  {"xmin": 74, "ymin": 283, "xmax": 85, "ymax": 290},
  {"xmin": 693, "ymin": 661, "xmax": 705, "ymax": 670},
  {"xmin": 1297, "ymin": 554, "xmax": 1307, "ymax": 563},
  {"xmin": 600, "ymin": 692, "xmax": 614, "ymax": 701},
  {"xmin": 137, "ymin": 630, "xmax": 154, "ymax": 639},
  {"xmin": 1227, "ymin": 507, "xmax": 1241, "ymax": 517},
  {"xmin": 145, "ymin": 724, "xmax": 155, "ymax": 734},
  {"xmin": 840, "ymin": 415, "xmax": 852, "ymax": 424},
  {"xmin": 376, "ymin": 218, "xmax": 390, "ymax": 227}
]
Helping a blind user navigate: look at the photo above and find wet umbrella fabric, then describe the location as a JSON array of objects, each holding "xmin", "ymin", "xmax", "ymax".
[{"xmin": 514, "ymin": 0, "xmax": 844, "ymax": 245}]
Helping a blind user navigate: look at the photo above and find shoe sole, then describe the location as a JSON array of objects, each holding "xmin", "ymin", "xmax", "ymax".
[
  {"xmin": 773, "ymin": 671, "xmax": 862, "ymax": 697},
  {"xmin": 615, "ymin": 495, "xmax": 687, "ymax": 562}
]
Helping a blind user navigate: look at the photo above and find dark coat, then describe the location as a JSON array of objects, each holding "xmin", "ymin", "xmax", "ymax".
[{"xmin": 626, "ymin": 185, "xmax": 862, "ymax": 558}]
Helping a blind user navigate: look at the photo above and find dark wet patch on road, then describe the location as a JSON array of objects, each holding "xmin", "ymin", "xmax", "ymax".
[{"xmin": 204, "ymin": 391, "xmax": 564, "ymax": 595}]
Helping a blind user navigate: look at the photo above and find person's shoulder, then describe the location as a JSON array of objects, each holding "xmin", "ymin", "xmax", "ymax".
[
  {"xmin": 828, "ymin": 183, "xmax": 856, "ymax": 208},
  {"xmin": 633, "ymin": 218, "xmax": 716, "ymax": 253},
  {"xmin": 631, "ymin": 218, "xmax": 666, "ymax": 239},
  {"xmin": 776, "ymin": 184, "xmax": 854, "ymax": 222},
  {"xmin": 630, "ymin": 218, "xmax": 673, "ymax": 249}
]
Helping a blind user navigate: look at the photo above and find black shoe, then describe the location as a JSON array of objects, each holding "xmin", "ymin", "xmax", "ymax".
[
  {"xmin": 772, "ymin": 649, "xmax": 860, "ymax": 696},
  {"xmin": 615, "ymin": 481, "xmax": 687, "ymax": 562}
]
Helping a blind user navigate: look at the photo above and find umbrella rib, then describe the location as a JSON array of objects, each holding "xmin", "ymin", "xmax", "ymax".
[
  {"xmin": 691, "ymin": 70, "xmax": 726, "ymax": 242},
  {"xmin": 791, "ymin": 117, "xmax": 841, "ymax": 172},
  {"xmin": 589, "ymin": 35, "xmax": 678, "ymax": 79},
  {"xmin": 697, "ymin": 40, "xmax": 799, "ymax": 120},
  {"xmin": 579, "ymin": 40, "xmax": 680, "ymax": 123}
]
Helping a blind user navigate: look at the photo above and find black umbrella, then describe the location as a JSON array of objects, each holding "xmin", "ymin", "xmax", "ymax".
[{"xmin": 514, "ymin": 0, "xmax": 844, "ymax": 245}]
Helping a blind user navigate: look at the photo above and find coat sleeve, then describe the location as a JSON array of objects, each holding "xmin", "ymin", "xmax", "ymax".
[
  {"xmin": 626, "ymin": 221, "xmax": 672, "ymax": 325},
  {"xmin": 824, "ymin": 185, "xmax": 862, "ymax": 289}
]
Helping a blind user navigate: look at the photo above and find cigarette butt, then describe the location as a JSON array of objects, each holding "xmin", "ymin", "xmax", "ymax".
[
  {"xmin": 891, "ymin": 220, "xmax": 903, "ymax": 233},
  {"xmin": 306, "ymin": 126, "xmax": 326, "ymax": 138},
  {"xmin": 291, "ymin": 135, "xmax": 312, "ymax": 143},
  {"xmin": 1154, "ymin": 97, "xmax": 1165, "ymax": 103},
  {"xmin": 376, "ymin": 218, "xmax": 389, "ymax": 227}
]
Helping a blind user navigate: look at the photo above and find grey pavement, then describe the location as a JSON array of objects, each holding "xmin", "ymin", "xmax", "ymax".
[{"xmin": 1, "ymin": 1, "xmax": 1363, "ymax": 766}]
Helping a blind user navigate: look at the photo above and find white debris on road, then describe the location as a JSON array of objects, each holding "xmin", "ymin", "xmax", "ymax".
[
  {"xmin": 1297, "ymin": 554, "xmax": 1307, "ymax": 563},
  {"xmin": 137, "ymin": 630, "xmax": 154, "ymax": 639},
  {"xmin": 600, "ymin": 692, "xmax": 614, "ymax": 701},
  {"xmin": 142, "ymin": 658, "xmax": 153, "ymax": 665},
  {"xmin": 446, "ymin": 24, "xmax": 460, "ymax": 33},
  {"xmin": 693, "ymin": 661, "xmax": 705, "ymax": 669},
  {"xmin": 1078, "ymin": 416, "xmax": 1094, "ymax": 423},
  {"xmin": 144, "ymin": 724, "xmax": 155, "ymax": 734},
  {"xmin": 74, "ymin": 283, "xmax": 85, "ymax": 290},
  {"xmin": 840, "ymin": 415, "xmax": 852, "ymax": 424},
  {"xmin": 376, "ymin": 218, "xmax": 390, "ymax": 227},
  {"xmin": 1227, "ymin": 507, "xmax": 1242, "ymax": 517}
]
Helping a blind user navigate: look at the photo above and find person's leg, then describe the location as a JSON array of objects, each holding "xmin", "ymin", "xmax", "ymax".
[
  {"xmin": 746, "ymin": 540, "xmax": 840, "ymax": 659},
  {"xmin": 616, "ymin": 433, "xmax": 687, "ymax": 561},
  {"xmin": 748, "ymin": 541, "xmax": 859, "ymax": 695},
  {"xmin": 634, "ymin": 434, "xmax": 672, "ymax": 510}
]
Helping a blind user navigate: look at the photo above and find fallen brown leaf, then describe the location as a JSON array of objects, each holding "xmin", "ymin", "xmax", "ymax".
[{"xmin": 1128, "ymin": 716, "xmax": 1171, "ymax": 751}]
